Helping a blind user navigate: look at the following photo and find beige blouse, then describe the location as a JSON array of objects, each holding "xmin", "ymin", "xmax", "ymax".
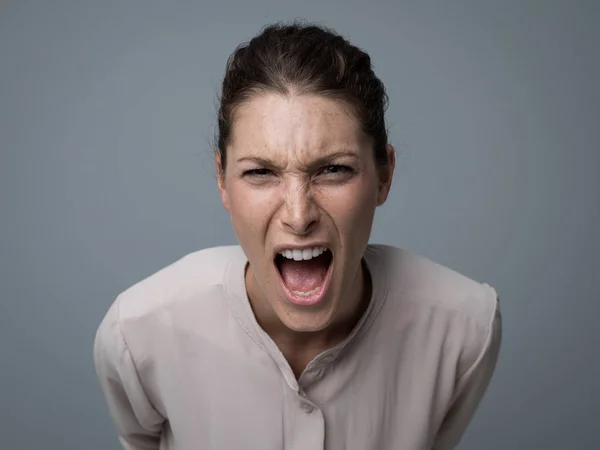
[{"xmin": 94, "ymin": 244, "xmax": 502, "ymax": 449}]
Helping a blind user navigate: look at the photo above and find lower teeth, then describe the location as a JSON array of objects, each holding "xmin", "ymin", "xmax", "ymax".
[{"xmin": 292, "ymin": 287, "xmax": 321, "ymax": 297}]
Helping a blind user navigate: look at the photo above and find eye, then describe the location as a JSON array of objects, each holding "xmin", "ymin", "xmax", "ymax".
[
  {"xmin": 243, "ymin": 168, "xmax": 272, "ymax": 177},
  {"xmin": 320, "ymin": 165, "xmax": 353, "ymax": 175}
]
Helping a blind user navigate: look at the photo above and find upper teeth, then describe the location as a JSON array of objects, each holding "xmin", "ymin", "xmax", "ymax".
[{"xmin": 279, "ymin": 247, "xmax": 328, "ymax": 261}]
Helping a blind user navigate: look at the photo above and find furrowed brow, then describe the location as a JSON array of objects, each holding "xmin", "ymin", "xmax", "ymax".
[
  {"xmin": 236, "ymin": 150, "xmax": 360, "ymax": 169},
  {"xmin": 236, "ymin": 156, "xmax": 278, "ymax": 167}
]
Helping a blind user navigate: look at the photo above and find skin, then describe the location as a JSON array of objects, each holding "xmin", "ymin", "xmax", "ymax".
[{"xmin": 217, "ymin": 93, "xmax": 395, "ymax": 375}]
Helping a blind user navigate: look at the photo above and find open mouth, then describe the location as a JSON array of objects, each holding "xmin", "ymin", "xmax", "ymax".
[{"xmin": 274, "ymin": 247, "xmax": 334, "ymax": 306}]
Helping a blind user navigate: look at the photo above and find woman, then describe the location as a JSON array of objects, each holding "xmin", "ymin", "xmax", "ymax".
[{"xmin": 94, "ymin": 22, "xmax": 502, "ymax": 450}]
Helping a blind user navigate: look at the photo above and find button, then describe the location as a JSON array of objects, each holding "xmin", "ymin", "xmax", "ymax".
[
  {"xmin": 301, "ymin": 401, "xmax": 314, "ymax": 414},
  {"xmin": 298, "ymin": 389, "xmax": 306, "ymax": 397}
]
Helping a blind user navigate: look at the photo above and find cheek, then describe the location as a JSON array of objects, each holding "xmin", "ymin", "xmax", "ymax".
[
  {"xmin": 320, "ymin": 181, "xmax": 378, "ymax": 228},
  {"xmin": 226, "ymin": 184, "xmax": 275, "ymax": 238}
]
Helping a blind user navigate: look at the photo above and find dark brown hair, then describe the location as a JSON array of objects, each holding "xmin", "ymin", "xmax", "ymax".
[{"xmin": 216, "ymin": 21, "xmax": 390, "ymax": 179}]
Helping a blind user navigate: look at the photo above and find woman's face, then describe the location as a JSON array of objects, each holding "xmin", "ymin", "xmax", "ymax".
[{"xmin": 218, "ymin": 93, "xmax": 394, "ymax": 333}]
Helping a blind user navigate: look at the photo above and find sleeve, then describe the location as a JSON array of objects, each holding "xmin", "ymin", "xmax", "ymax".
[
  {"xmin": 432, "ymin": 293, "xmax": 502, "ymax": 450},
  {"xmin": 93, "ymin": 296, "xmax": 166, "ymax": 450}
]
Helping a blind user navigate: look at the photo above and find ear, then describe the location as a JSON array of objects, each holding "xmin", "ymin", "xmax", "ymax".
[
  {"xmin": 376, "ymin": 144, "xmax": 396, "ymax": 206},
  {"xmin": 216, "ymin": 152, "xmax": 230, "ymax": 211}
]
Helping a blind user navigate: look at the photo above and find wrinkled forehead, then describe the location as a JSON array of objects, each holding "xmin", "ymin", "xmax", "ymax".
[{"xmin": 228, "ymin": 93, "xmax": 370, "ymax": 165}]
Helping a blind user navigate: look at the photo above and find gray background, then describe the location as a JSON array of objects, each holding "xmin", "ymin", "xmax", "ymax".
[{"xmin": 1, "ymin": 0, "xmax": 598, "ymax": 448}]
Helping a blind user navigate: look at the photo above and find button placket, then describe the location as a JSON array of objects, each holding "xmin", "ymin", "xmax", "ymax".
[
  {"xmin": 297, "ymin": 388, "xmax": 317, "ymax": 414},
  {"xmin": 291, "ymin": 386, "xmax": 325, "ymax": 448}
]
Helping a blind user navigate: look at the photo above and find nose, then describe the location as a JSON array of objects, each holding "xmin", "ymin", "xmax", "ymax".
[{"xmin": 280, "ymin": 180, "xmax": 319, "ymax": 235}]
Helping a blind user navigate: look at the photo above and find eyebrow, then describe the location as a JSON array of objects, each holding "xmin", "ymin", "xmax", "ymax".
[{"xmin": 235, "ymin": 151, "xmax": 360, "ymax": 168}]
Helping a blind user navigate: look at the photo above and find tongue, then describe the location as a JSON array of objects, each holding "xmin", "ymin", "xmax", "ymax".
[{"xmin": 279, "ymin": 254, "xmax": 329, "ymax": 292}]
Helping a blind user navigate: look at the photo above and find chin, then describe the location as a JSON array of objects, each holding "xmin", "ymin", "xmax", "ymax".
[
  {"xmin": 273, "ymin": 294, "xmax": 337, "ymax": 333},
  {"xmin": 279, "ymin": 315, "xmax": 333, "ymax": 333}
]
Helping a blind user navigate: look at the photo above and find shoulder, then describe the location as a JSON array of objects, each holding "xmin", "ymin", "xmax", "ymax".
[
  {"xmin": 366, "ymin": 244, "xmax": 499, "ymax": 330},
  {"xmin": 366, "ymin": 244, "xmax": 502, "ymax": 381},
  {"xmin": 112, "ymin": 245, "xmax": 245, "ymax": 325}
]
